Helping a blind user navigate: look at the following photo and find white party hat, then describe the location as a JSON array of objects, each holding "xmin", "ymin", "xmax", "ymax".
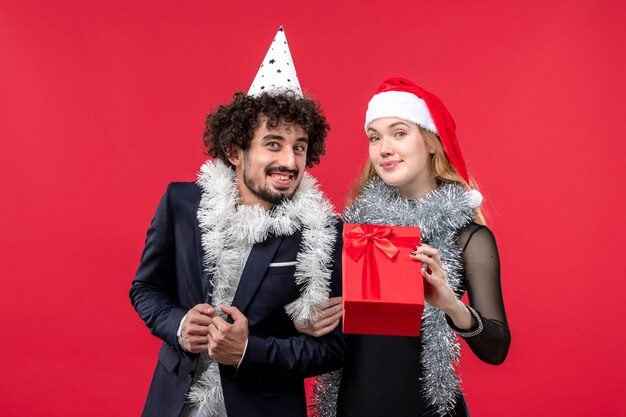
[{"xmin": 248, "ymin": 26, "xmax": 302, "ymax": 97}]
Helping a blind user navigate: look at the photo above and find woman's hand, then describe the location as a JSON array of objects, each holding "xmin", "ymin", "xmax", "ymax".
[
  {"xmin": 410, "ymin": 244, "xmax": 475, "ymax": 330},
  {"xmin": 410, "ymin": 244, "xmax": 460, "ymax": 314},
  {"xmin": 293, "ymin": 296, "xmax": 343, "ymax": 337}
]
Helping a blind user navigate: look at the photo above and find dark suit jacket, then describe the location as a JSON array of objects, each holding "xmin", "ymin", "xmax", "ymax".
[{"xmin": 130, "ymin": 182, "xmax": 345, "ymax": 417}]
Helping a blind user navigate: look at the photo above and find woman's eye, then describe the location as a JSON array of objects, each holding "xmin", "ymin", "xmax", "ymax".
[
  {"xmin": 368, "ymin": 135, "xmax": 380, "ymax": 143},
  {"xmin": 396, "ymin": 131, "xmax": 406, "ymax": 137}
]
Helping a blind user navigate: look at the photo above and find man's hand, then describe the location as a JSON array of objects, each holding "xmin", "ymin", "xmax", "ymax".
[
  {"xmin": 294, "ymin": 296, "xmax": 343, "ymax": 337},
  {"xmin": 208, "ymin": 305, "xmax": 249, "ymax": 366},
  {"xmin": 181, "ymin": 304, "xmax": 215, "ymax": 353}
]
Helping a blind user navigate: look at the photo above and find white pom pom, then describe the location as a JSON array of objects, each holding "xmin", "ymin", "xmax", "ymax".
[{"xmin": 466, "ymin": 189, "xmax": 483, "ymax": 208}]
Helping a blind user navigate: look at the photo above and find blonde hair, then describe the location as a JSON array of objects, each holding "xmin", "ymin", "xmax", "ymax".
[{"xmin": 347, "ymin": 125, "xmax": 486, "ymax": 225}]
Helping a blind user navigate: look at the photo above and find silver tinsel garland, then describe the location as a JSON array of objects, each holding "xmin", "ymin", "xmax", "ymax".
[
  {"xmin": 310, "ymin": 178, "xmax": 476, "ymax": 417},
  {"xmin": 190, "ymin": 160, "xmax": 337, "ymax": 416}
]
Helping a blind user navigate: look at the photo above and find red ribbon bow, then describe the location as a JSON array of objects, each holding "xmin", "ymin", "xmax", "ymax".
[{"xmin": 344, "ymin": 225, "xmax": 399, "ymax": 262}]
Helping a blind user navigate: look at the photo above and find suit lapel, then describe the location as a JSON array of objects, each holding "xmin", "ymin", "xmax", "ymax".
[
  {"xmin": 195, "ymin": 215, "xmax": 211, "ymax": 303},
  {"xmin": 231, "ymin": 234, "xmax": 285, "ymax": 314}
]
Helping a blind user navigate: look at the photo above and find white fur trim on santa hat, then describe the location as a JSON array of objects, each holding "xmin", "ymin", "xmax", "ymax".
[{"xmin": 365, "ymin": 91, "xmax": 438, "ymax": 134}]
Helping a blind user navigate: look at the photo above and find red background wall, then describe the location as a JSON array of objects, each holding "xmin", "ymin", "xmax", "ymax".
[{"xmin": 1, "ymin": 1, "xmax": 625, "ymax": 416}]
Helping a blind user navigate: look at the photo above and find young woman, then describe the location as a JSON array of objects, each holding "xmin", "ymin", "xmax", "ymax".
[{"xmin": 297, "ymin": 77, "xmax": 511, "ymax": 417}]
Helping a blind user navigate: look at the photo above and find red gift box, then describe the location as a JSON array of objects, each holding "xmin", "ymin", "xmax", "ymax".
[{"xmin": 342, "ymin": 223, "xmax": 424, "ymax": 337}]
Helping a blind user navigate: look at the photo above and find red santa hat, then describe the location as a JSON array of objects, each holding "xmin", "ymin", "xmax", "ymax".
[{"xmin": 365, "ymin": 77, "xmax": 471, "ymax": 184}]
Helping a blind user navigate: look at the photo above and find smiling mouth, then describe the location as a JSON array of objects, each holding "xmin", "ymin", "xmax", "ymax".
[
  {"xmin": 381, "ymin": 161, "xmax": 400, "ymax": 170},
  {"xmin": 267, "ymin": 169, "xmax": 296, "ymax": 188},
  {"xmin": 268, "ymin": 173, "xmax": 293, "ymax": 181}
]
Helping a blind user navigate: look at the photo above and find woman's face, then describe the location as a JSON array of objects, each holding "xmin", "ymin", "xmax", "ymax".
[{"xmin": 367, "ymin": 118, "xmax": 437, "ymax": 198}]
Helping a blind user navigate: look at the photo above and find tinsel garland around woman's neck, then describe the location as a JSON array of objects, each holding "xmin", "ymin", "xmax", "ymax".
[{"xmin": 314, "ymin": 178, "xmax": 477, "ymax": 416}]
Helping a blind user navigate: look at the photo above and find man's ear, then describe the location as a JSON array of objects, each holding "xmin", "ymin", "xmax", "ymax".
[{"xmin": 227, "ymin": 147, "xmax": 243, "ymax": 167}]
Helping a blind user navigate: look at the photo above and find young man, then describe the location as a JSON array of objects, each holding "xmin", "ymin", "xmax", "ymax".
[{"xmin": 130, "ymin": 28, "xmax": 344, "ymax": 417}]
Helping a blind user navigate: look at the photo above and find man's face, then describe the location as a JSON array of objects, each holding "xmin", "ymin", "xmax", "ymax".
[{"xmin": 229, "ymin": 118, "xmax": 308, "ymax": 210}]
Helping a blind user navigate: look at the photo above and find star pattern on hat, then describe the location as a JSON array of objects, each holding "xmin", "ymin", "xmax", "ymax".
[{"xmin": 248, "ymin": 26, "xmax": 302, "ymax": 97}]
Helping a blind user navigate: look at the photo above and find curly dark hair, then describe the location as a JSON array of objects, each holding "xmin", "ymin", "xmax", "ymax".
[{"xmin": 202, "ymin": 91, "xmax": 330, "ymax": 168}]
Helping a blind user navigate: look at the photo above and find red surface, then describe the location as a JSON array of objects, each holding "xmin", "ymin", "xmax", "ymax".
[{"xmin": 1, "ymin": 1, "xmax": 625, "ymax": 416}]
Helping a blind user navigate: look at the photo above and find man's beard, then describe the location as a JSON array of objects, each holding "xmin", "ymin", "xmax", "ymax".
[{"xmin": 242, "ymin": 153, "xmax": 299, "ymax": 206}]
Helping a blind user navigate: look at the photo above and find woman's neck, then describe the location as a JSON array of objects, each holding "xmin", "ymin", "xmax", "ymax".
[{"xmin": 396, "ymin": 176, "xmax": 438, "ymax": 199}]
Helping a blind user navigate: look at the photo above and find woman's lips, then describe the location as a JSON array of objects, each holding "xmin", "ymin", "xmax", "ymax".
[{"xmin": 381, "ymin": 160, "xmax": 400, "ymax": 170}]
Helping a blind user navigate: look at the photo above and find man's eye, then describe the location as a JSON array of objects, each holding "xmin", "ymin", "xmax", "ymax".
[
  {"xmin": 267, "ymin": 142, "xmax": 279, "ymax": 149},
  {"xmin": 294, "ymin": 145, "xmax": 307, "ymax": 152}
]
